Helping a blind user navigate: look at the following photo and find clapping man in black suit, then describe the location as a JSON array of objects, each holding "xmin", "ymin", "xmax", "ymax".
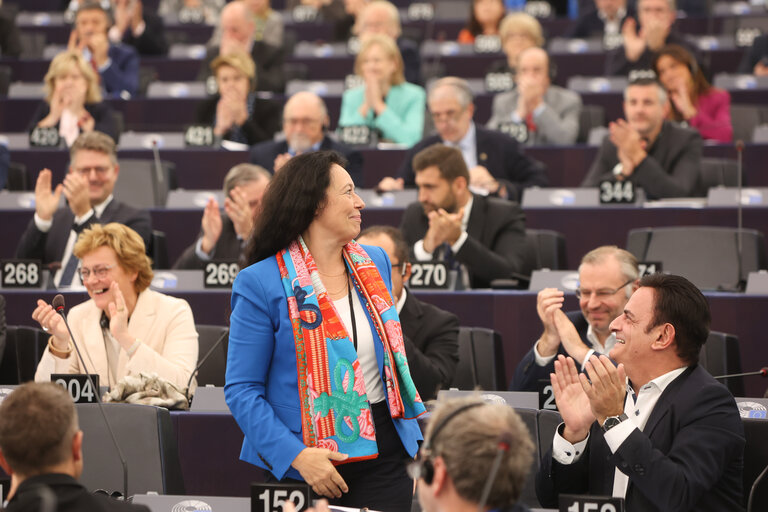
[
  {"xmin": 400, "ymin": 144, "xmax": 534, "ymax": 289},
  {"xmin": 15, "ymin": 131, "xmax": 151, "ymax": 287},
  {"xmin": 357, "ymin": 225, "xmax": 459, "ymax": 400},
  {"xmin": 379, "ymin": 77, "xmax": 547, "ymax": 202}
]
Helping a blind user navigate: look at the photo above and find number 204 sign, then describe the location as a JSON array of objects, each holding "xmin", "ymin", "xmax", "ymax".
[{"xmin": 252, "ymin": 483, "xmax": 311, "ymax": 512}]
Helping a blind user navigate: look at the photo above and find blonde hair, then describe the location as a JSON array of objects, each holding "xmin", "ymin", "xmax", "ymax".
[
  {"xmin": 44, "ymin": 50, "xmax": 102, "ymax": 104},
  {"xmin": 70, "ymin": 131, "xmax": 117, "ymax": 165},
  {"xmin": 354, "ymin": 33, "xmax": 405, "ymax": 85},
  {"xmin": 211, "ymin": 51, "xmax": 257, "ymax": 90},
  {"xmin": 74, "ymin": 223, "xmax": 154, "ymax": 293},
  {"xmin": 499, "ymin": 12, "xmax": 544, "ymax": 47}
]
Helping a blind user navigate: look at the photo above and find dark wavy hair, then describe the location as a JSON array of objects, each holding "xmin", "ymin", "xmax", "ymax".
[
  {"xmin": 652, "ymin": 44, "xmax": 712, "ymax": 123},
  {"xmin": 243, "ymin": 150, "xmax": 348, "ymax": 265},
  {"xmin": 464, "ymin": 0, "xmax": 505, "ymax": 38}
]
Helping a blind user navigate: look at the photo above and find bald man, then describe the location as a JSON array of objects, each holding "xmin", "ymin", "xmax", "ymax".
[
  {"xmin": 197, "ymin": 0, "xmax": 285, "ymax": 93},
  {"xmin": 249, "ymin": 91, "xmax": 363, "ymax": 184},
  {"xmin": 486, "ymin": 47, "xmax": 582, "ymax": 146}
]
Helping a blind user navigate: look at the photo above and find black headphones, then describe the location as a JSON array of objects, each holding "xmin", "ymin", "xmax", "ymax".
[{"xmin": 418, "ymin": 402, "xmax": 485, "ymax": 485}]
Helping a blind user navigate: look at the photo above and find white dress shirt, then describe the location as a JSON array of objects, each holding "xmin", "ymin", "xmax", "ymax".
[
  {"xmin": 534, "ymin": 323, "xmax": 618, "ymax": 371},
  {"xmin": 413, "ymin": 195, "xmax": 473, "ymax": 260}
]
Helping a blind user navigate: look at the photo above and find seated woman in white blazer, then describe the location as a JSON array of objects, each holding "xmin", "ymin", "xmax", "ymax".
[{"xmin": 33, "ymin": 223, "xmax": 199, "ymax": 391}]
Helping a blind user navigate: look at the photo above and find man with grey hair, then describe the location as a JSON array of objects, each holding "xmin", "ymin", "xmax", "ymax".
[
  {"xmin": 174, "ymin": 163, "xmax": 271, "ymax": 269},
  {"xmin": 411, "ymin": 396, "xmax": 535, "ymax": 512},
  {"xmin": 581, "ymin": 77, "xmax": 703, "ymax": 199},
  {"xmin": 511, "ymin": 245, "xmax": 639, "ymax": 391},
  {"xmin": 249, "ymin": 91, "xmax": 363, "ymax": 184},
  {"xmin": 0, "ymin": 382, "xmax": 150, "ymax": 511},
  {"xmin": 379, "ymin": 76, "xmax": 547, "ymax": 202}
]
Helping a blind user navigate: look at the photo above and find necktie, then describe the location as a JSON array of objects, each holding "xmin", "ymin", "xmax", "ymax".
[{"xmin": 59, "ymin": 252, "xmax": 79, "ymax": 287}]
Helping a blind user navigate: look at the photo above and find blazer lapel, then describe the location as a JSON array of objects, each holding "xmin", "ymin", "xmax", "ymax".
[
  {"xmin": 640, "ymin": 366, "xmax": 694, "ymax": 438},
  {"xmin": 465, "ymin": 195, "xmax": 485, "ymax": 242}
]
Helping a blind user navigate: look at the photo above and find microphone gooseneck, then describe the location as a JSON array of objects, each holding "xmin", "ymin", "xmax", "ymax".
[
  {"xmin": 52, "ymin": 294, "xmax": 129, "ymax": 501},
  {"xmin": 476, "ymin": 431, "xmax": 513, "ymax": 512},
  {"xmin": 185, "ymin": 327, "xmax": 230, "ymax": 404}
]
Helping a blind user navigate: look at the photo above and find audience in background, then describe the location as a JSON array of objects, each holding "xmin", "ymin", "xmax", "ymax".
[
  {"xmin": 69, "ymin": 0, "xmax": 139, "ymax": 98},
  {"xmin": 380, "ymin": 77, "xmax": 547, "ymax": 201},
  {"xmin": 250, "ymin": 91, "xmax": 363, "ymax": 184},
  {"xmin": 15, "ymin": 132, "xmax": 152, "ymax": 287},
  {"xmin": 198, "ymin": 0, "xmax": 285, "ymax": 93},
  {"xmin": 582, "ymin": 77, "xmax": 704, "ymax": 198},
  {"xmin": 457, "ymin": 0, "xmax": 507, "ymax": 44},
  {"xmin": 174, "ymin": 164, "xmax": 271, "ymax": 269},
  {"xmin": 286, "ymin": 0, "xmax": 347, "ymax": 26},
  {"xmin": 0, "ymin": 382, "xmax": 151, "ymax": 512},
  {"xmin": 338, "ymin": 34, "xmax": 425, "ymax": 147},
  {"xmin": 511, "ymin": 246, "xmax": 638, "ymax": 391},
  {"xmin": 487, "ymin": 47, "xmax": 582, "ymax": 146},
  {"xmin": 109, "ymin": 0, "xmax": 169, "ymax": 55},
  {"xmin": 0, "ymin": 0, "xmax": 21, "ymax": 58},
  {"xmin": 355, "ymin": 1, "xmax": 420, "ymax": 85},
  {"xmin": 195, "ymin": 52, "xmax": 281, "ymax": 146},
  {"xmin": 739, "ymin": 34, "xmax": 768, "ymax": 76},
  {"xmin": 32, "ymin": 223, "xmax": 199, "ymax": 391},
  {"xmin": 487, "ymin": 13, "xmax": 545, "ymax": 81},
  {"xmin": 400, "ymin": 144, "xmax": 534, "ymax": 289},
  {"xmin": 566, "ymin": 0, "xmax": 635, "ymax": 45},
  {"xmin": 0, "ymin": 145, "xmax": 8, "ymax": 191},
  {"xmin": 30, "ymin": 51, "xmax": 119, "ymax": 145},
  {"xmin": 357, "ymin": 226, "xmax": 459, "ymax": 400},
  {"xmin": 333, "ymin": 0, "xmax": 369, "ymax": 41},
  {"xmin": 158, "ymin": 0, "xmax": 225, "ymax": 25},
  {"xmin": 653, "ymin": 44, "xmax": 732, "ymax": 143},
  {"xmin": 209, "ymin": 0, "xmax": 284, "ymax": 49}
]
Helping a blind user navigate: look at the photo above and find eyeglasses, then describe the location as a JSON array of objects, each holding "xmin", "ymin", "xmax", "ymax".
[
  {"xmin": 78, "ymin": 264, "xmax": 114, "ymax": 281},
  {"xmin": 283, "ymin": 117, "xmax": 322, "ymax": 126},
  {"xmin": 430, "ymin": 109, "xmax": 465, "ymax": 123},
  {"xmin": 406, "ymin": 456, "xmax": 430, "ymax": 481},
  {"xmin": 575, "ymin": 279, "xmax": 633, "ymax": 300},
  {"xmin": 73, "ymin": 166, "xmax": 111, "ymax": 176}
]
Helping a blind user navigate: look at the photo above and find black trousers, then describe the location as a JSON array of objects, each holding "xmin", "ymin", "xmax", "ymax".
[{"xmin": 271, "ymin": 401, "xmax": 414, "ymax": 512}]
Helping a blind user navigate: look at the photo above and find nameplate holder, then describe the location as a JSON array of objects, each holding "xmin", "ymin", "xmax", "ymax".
[
  {"xmin": 338, "ymin": 125, "xmax": 375, "ymax": 146},
  {"xmin": 409, "ymin": 262, "xmax": 449, "ymax": 290},
  {"xmin": 538, "ymin": 378, "xmax": 558, "ymax": 411},
  {"xmin": 1, "ymin": 259, "xmax": 42, "ymax": 288},
  {"xmin": 599, "ymin": 180, "xmax": 635, "ymax": 204},
  {"xmin": 474, "ymin": 35, "xmax": 501, "ymax": 53},
  {"xmin": 52, "ymin": 374, "xmax": 100, "ymax": 404},
  {"xmin": 204, "ymin": 261, "xmax": 239, "ymax": 288},
  {"xmin": 559, "ymin": 494, "xmax": 625, "ymax": 512},
  {"xmin": 292, "ymin": 5, "xmax": 318, "ymax": 23},
  {"xmin": 29, "ymin": 126, "xmax": 61, "ymax": 147},
  {"xmin": 178, "ymin": 7, "xmax": 205, "ymax": 24},
  {"xmin": 407, "ymin": 3, "xmax": 434, "ymax": 21},
  {"xmin": 498, "ymin": 121, "xmax": 529, "ymax": 143},
  {"xmin": 637, "ymin": 261, "xmax": 662, "ymax": 278},
  {"xmin": 252, "ymin": 483, "xmax": 311, "ymax": 512},
  {"xmin": 484, "ymin": 71, "xmax": 515, "ymax": 92},
  {"xmin": 185, "ymin": 125, "xmax": 216, "ymax": 147}
]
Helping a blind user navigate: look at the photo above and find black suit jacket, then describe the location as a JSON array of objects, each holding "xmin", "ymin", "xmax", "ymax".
[
  {"xmin": 199, "ymin": 42, "xmax": 285, "ymax": 93},
  {"xmin": 195, "ymin": 94, "xmax": 282, "ymax": 146},
  {"xmin": 400, "ymin": 194, "xmax": 533, "ymax": 289},
  {"xmin": 28, "ymin": 101, "xmax": 120, "ymax": 143},
  {"xmin": 396, "ymin": 126, "xmax": 548, "ymax": 202},
  {"xmin": 173, "ymin": 215, "xmax": 243, "ymax": 269},
  {"xmin": 0, "ymin": 9, "xmax": 21, "ymax": 58},
  {"xmin": 581, "ymin": 121, "xmax": 704, "ymax": 199},
  {"xmin": 739, "ymin": 34, "xmax": 768, "ymax": 74},
  {"xmin": 605, "ymin": 31, "xmax": 700, "ymax": 77},
  {"xmin": 565, "ymin": 7, "xmax": 635, "ymax": 39},
  {"xmin": 399, "ymin": 290, "xmax": 459, "ymax": 400},
  {"xmin": 6, "ymin": 473, "xmax": 150, "ymax": 512},
  {"xmin": 0, "ymin": 295, "xmax": 6, "ymax": 370},
  {"xmin": 15, "ymin": 199, "xmax": 152, "ymax": 264},
  {"xmin": 510, "ymin": 311, "xmax": 588, "ymax": 391},
  {"xmin": 121, "ymin": 12, "xmax": 168, "ymax": 56},
  {"xmin": 536, "ymin": 365, "xmax": 745, "ymax": 511},
  {"xmin": 249, "ymin": 135, "xmax": 364, "ymax": 186}
]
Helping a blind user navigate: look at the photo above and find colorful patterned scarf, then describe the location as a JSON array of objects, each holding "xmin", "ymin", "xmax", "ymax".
[{"xmin": 277, "ymin": 237, "xmax": 425, "ymax": 462}]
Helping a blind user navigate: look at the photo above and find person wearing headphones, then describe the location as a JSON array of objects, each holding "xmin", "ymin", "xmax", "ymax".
[
  {"xmin": 195, "ymin": 51, "xmax": 282, "ymax": 146},
  {"xmin": 487, "ymin": 47, "xmax": 582, "ymax": 146},
  {"xmin": 248, "ymin": 91, "xmax": 363, "ymax": 185}
]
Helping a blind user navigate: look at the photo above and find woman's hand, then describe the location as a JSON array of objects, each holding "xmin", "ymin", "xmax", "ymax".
[
  {"xmin": 291, "ymin": 447, "xmax": 349, "ymax": 498},
  {"xmin": 669, "ymin": 83, "xmax": 697, "ymax": 120},
  {"xmin": 363, "ymin": 73, "xmax": 386, "ymax": 116},
  {"xmin": 107, "ymin": 282, "xmax": 134, "ymax": 350},
  {"xmin": 32, "ymin": 299, "xmax": 70, "ymax": 351}
]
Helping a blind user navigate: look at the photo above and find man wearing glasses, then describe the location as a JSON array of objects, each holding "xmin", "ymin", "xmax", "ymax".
[
  {"xmin": 378, "ymin": 76, "xmax": 547, "ymax": 202},
  {"xmin": 510, "ymin": 246, "xmax": 639, "ymax": 391},
  {"xmin": 16, "ymin": 131, "xmax": 151, "ymax": 288},
  {"xmin": 249, "ymin": 91, "xmax": 363, "ymax": 185}
]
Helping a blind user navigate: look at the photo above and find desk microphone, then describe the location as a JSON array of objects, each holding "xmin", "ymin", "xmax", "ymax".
[
  {"xmin": 151, "ymin": 138, "xmax": 165, "ymax": 206},
  {"xmin": 476, "ymin": 431, "xmax": 513, "ymax": 512},
  {"xmin": 52, "ymin": 294, "xmax": 129, "ymax": 501},
  {"xmin": 713, "ymin": 368, "xmax": 768, "ymax": 380},
  {"xmin": 185, "ymin": 328, "xmax": 230, "ymax": 404},
  {"xmin": 748, "ymin": 463, "xmax": 768, "ymax": 512}
]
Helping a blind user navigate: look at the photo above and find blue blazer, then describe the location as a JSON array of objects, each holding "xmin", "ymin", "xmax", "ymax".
[
  {"xmin": 102, "ymin": 43, "xmax": 139, "ymax": 98},
  {"xmin": 225, "ymin": 244, "xmax": 423, "ymax": 480}
]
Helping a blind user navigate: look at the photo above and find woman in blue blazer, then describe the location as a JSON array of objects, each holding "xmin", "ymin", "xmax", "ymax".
[
  {"xmin": 225, "ymin": 150, "xmax": 425, "ymax": 512},
  {"xmin": 338, "ymin": 34, "xmax": 425, "ymax": 147}
]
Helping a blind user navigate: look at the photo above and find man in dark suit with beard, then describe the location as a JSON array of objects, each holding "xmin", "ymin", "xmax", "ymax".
[
  {"xmin": 249, "ymin": 91, "xmax": 363, "ymax": 186},
  {"xmin": 379, "ymin": 77, "xmax": 547, "ymax": 202},
  {"xmin": 400, "ymin": 144, "xmax": 534, "ymax": 289},
  {"xmin": 357, "ymin": 225, "xmax": 459, "ymax": 401}
]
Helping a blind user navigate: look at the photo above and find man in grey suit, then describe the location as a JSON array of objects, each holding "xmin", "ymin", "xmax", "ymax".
[
  {"xmin": 15, "ymin": 132, "xmax": 151, "ymax": 287},
  {"xmin": 400, "ymin": 144, "xmax": 534, "ymax": 289},
  {"xmin": 173, "ymin": 164, "xmax": 271, "ymax": 269},
  {"xmin": 487, "ymin": 47, "xmax": 582, "ymax": 146}
]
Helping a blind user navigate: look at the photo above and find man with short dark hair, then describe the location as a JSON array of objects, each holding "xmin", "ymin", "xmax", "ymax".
[
  {"xmin": 16, "ymin": 131, "xmax": 152, "ymax": 287},
  {"xmin": 400, "ymin": 144, "xmax": 533, "ymax": 289},
  {"xmin": 537, "ymin": 273, "xmax": 744, "ymax": 511},
  {"xmin": 412, "ymin": 397, "xmax": 535, "ymax": 512},
  {"xmin": 357, "ymin": 225, "xmax": 459, "ymax": 400},
  {"xmin": 581, "ymin": 78, "xmax": 703, "ymax": 198},
  {"xmin": 511, "ymin": 246, "xmax": 639, "ymax": 391},
  {"xmin": 174, "ymin": 164, "xmax": 271, "ymax": 269},
  {"xmin": 0, "ymin": 382, "xmax": 150, "ymax": 511}
]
